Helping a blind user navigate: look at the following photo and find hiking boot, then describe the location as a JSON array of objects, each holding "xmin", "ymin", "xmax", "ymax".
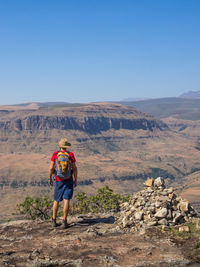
[
  {"xmin": 52, "ymin": 218, "xmax": 59, "ymax": 227},
  {"xmin": 63, "ymin": 220, "xmax": 69, "ymax": 229}
]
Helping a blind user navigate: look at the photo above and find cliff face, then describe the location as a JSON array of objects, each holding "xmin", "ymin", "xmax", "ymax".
[
  {"xmin": 0, "ymin": 103, "xmax": 170, "ymax": 158},
  {"xmin": 0, "ymin": 115, "xmax": 168, "ymax": 134},
  {"xmin": 0, "ymin": 103, "xmax": 168, "ymax": 134}
]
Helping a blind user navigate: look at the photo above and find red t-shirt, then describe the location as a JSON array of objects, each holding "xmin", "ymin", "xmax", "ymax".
[{"xmin": 51, "ymin": 151, "xmax": 76, "ymax": 181}]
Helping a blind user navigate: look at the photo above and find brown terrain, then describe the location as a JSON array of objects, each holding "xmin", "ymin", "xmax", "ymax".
[
  {"xmin": 1, "ymin": 175, "xmax": 200, "ymax": 267},
  {"xmin": 0, "ymin": 102, "xmax": 200, "ymax": 221},
  {"xmin": 163, "ymin": 117, "xmax": 200, "ymax": 210},
  {"xmin": 0, "ymin": 214, "xmax": 200, "ymax": 267},
  {"xmin": 0, "ymin": 177, "xmax": 200, "ymax": 266}
]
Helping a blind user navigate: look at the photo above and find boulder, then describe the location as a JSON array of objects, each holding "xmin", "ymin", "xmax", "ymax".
[
  {"xmin": 158, "ymin": 219, "xmax": 168, "ymax": 225},
  {"xmin": 158, "ymin": 196, "xmax": 171, "ymax": 202},
  {"xmin": 179, "ymin": 201, "xmax": 190, "ymax": 213},
  {"xmin": 196, "ymin": 219, "xmax": 200, "ymax": 230},
  {"xmin": 155, "ymin": 208, "xmax": 168, "ymax": 219},
  {"xmin": 144, "ymin": 178, "xmax": 154, "ymax": 187},
  {"xmin": 134, "ymin": 211, "xmax": 144, "ymax": 221},
  {"xmin": 122, "ymin": 217, "xmax": 129, "ymax": 228},
  {"xmin": 155, "ymin": 201, "xmax": 161, "ymax": 208},
  {"xmin": 154, "ymin": 177, "xmax": 165, "ymax": 188},
  {"xmin": 179, "ymin": 226, "xmax": 190, "ymax": 232},
  {"xmin": 173, "ymin": 212, "xmax": 183, "ymax": 224},
  {"xmin": 147, "ymin": 221, "xmax": 158, "ymax": 227}
]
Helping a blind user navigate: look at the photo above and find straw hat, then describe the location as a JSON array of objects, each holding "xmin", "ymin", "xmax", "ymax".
[{"xmin": 58, "ymin": 138, "xmax": 71, "ymax": 148}]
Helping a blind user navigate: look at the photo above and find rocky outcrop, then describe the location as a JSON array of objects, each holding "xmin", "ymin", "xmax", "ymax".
[
  {"xmin": 0, "ymin": 115, "xmax": 168, "ymax": 134},
  {"xmin": 117, "ymin": 177, "xmax": 199, "ymax": 231}
]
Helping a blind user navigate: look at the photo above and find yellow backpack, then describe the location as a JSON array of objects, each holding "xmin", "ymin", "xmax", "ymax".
[{"xmin": 56, "ymin": 151, "xmax": 72, "ymax": 179}]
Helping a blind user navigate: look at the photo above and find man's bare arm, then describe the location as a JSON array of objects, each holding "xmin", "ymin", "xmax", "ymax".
[
  {"xmin": 71, "ymin": 162, "xmax": 78, "ymax": 187},
  {"xmin": 49, "ymin": 161, "xmax": 55, "ymax": 186}
]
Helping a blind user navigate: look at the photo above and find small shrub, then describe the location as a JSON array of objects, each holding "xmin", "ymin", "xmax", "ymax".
[
  {"xmin": 195, "ymin": 241, "xmax": 200, "ymax": 249},
  {"xmin": 70, "ymin": 186, "xmax": 130, "ymax": 214},
  {"xmin": 16, "ymin": 196, "xmax": 53, "ymax": 220},
  {"xmin": 16, "ymin": 186, "xmax": 130, "ymax": 219}
]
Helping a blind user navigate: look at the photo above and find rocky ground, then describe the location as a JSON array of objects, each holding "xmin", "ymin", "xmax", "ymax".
[
  {"xmin": 0, "ymin": 213, "xmax": 200, "ymax": 267},
  {"xmin": 1, "ymin": 178, "xmax": 200, "ymax": 267}
]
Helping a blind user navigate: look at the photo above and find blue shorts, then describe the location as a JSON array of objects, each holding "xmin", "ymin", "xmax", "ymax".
[{"xmin": 54, "ymin": 179, "xmax": 74, "ymax": 202}]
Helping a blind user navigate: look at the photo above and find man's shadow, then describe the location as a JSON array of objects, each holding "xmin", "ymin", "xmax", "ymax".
[{"xmin": 74, "ymin": 215, "xmax": 115, "ymax": 227}]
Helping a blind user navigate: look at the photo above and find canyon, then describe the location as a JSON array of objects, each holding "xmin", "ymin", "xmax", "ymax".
[{"xmin": 0, "ymin": 102, "xmax": 200, "ymax": 221}]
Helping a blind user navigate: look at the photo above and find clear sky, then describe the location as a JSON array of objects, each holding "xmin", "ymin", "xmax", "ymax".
[{"xmin": 0, "ymin": 0, "xmax": 200, "ymax": 105}]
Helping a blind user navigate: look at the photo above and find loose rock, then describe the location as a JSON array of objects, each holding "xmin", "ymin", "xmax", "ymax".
[
  {"xmin": 155, "ymin": 208, "xmax": 168, "ymax": 219},
  {"xmin": 117, "ymin": 177, "xmax": 199, "ymax": 231},
  {"xmin": 179, "ymin": 226, "xmax": 190, "ymax": 232}
]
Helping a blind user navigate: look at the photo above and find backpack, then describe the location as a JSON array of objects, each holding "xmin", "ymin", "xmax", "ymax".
[{"xmin": 55, "ymin": 151, "xmax": 72, "ymax": 179}]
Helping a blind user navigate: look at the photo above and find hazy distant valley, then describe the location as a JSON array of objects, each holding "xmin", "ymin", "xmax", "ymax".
[{"xmin": 1, "ymin": 100, "xmax": 200, "ymax": 221}]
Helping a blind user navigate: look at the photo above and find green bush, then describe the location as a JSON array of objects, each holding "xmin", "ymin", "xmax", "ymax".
[
  {"xmin": 73, "ymin": 191, "xmax": 90, "ymax": 214},
  {"xmin": 16, "ymin": 186, "xmax": 130, "ymax": 219},
  {"xmin": 70, "ymin": 186, "xmax": 130, "ymax": 214},
  {"xmin": 16, "ymin": 196, "xmax": 53, "ymax": 220}
]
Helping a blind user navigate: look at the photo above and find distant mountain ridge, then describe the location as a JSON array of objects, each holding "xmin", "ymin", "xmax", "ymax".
[
  {"xmin": 119, "ymin": 97, "xmax": 200, "ymax": 120},
  {"xmin": 179, "ymin": 90, "xmax": 200, "ymax": 99},
  {"xmin": 2, "ymin": 94, "xmax": 200, "ymax": 121},
  {"xmin": 121, "ymin": 97, "xmax": 150, "ymax": 102},
  {"xmin": 2, "ymin": 97, "xmax": 200, "ymax": 121}
]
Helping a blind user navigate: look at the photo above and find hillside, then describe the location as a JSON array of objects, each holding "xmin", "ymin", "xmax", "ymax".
[
  {"xmin": 119, "ymin": 97, "xmax": 200, "ymax": 120},
  {"xmin": 1, "ymin": 102, "xmax": 200, "ymax": 220}
]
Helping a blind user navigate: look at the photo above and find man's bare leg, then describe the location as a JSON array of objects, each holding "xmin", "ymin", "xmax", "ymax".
[
  {"xmin": 63, "ymin": 199, "xmax": 70, "ymax": 221},
  {"xmin": 63, "ymin": 199, "xmax": 70, "ymax": 228},
  {"xmin": 52, "ymin": 200, "xmax": 59, "ymax": 220}
]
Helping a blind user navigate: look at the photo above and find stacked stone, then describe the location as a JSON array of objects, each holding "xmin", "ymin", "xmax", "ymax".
[{"xmin": 118, "ymin": 177, "xmax": 199, "ymax": 231}]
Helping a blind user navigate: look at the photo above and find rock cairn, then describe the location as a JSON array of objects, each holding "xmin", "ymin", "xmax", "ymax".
[{"xmin": 117, "ymin": 177, "xmax": 199, "ymax": 231}]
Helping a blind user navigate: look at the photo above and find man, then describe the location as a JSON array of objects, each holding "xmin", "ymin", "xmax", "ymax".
[{"xmin": 49, "ymin": 138, "xmax": 78, "ymax": 228}]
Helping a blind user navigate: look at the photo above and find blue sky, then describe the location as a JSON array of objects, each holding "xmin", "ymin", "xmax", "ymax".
[{"xmin": 0, "ymin": 0, "xmax": 200, "ymax": 104}]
